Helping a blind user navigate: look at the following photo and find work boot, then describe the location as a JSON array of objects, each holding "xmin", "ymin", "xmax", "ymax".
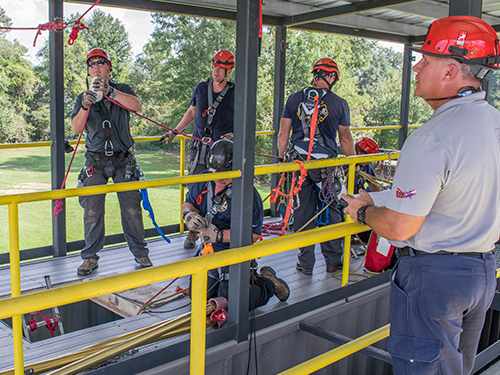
[
  {"xmin": 77, "ymin": 258, "xmax": 99, "ymax": 276},
  {"xmin": 296, "ymin": 261, "xmax": 313, "ymax": 276},
  {"xmin": 260, "ymin": 266, "xmax": 290, "ymax": 302},
  {"xmin": 135, "ymin": 256, "xmax": 153, "ymax": 268},
  {"xmin": 184, "ymin": 230, "xmax": 198, "ymax": 249},
  {"xmin": 326, "ymin": 264, "xmax": 343, "ymax": 273}
]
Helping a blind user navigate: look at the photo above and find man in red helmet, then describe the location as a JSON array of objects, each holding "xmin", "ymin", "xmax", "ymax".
[
  {"xmin": 72, "ymin": 48, "xmax": 152, "ymax": 276},
  {"xmin": 159, "ymin": 49, "xmax": 236, "ymax": 249},
  {"xmin": 278, "ymin": 58, "xmax": 355, "ymax": 276},
  {"xmin": 342, "ymin": 16, "xmax": 500, "ymax": 374}
]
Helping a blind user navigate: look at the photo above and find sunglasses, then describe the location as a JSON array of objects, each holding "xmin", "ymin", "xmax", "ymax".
[{"xmin": 88, "ymin": 59, "xmax": 107, "ymax": 68}]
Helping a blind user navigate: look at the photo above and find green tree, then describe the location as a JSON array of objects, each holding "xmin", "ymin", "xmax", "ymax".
[
  {"xmin": 0, "ymin": 32, "xmax": 41, "ymax": 142},
  {"xmin": 81, "ymin": 9, "xmax": 133, "ymax": 81},
  {"xmin": 0, "ymin": 7, "xmax": 12, "ymax": 36},
  {"xmin": 135, "ymin": 15, "xmax": 236, "ymax": 139}
]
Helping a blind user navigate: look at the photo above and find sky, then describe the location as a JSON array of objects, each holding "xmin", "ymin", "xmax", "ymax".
[
  {"xmin": 0, "ymin": 0, "xmax": 404, "ymax": 64},
  {"xmin": 0, "ymin": 0, "xmax": 155, "ymax": 63}
]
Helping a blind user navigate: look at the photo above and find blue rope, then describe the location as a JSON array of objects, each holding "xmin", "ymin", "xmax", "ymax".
[{"xmin": 139, "ymin": 169, "xmax": 171, "ymax": 243}]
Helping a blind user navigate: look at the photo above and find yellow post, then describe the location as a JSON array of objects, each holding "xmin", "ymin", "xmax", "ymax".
[
  {"xmin": 342, "ymin": 161, "xmax": 357, "ymax": 286},
  {"xmin": 190, "ymin": 270, "xmax": 208, "ymax": 374},
  {"xmin": 9, "ymin": 202, "xmax": 24, "ymax": 375},
  {"xmin": 180, "ymin": 137, "xmax": 186, "ymax": 234}
]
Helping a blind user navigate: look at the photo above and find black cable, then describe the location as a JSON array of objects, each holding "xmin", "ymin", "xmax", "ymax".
[{"xmin": 143, "ymin": 301, "xmax": 192, "ymax": 313}]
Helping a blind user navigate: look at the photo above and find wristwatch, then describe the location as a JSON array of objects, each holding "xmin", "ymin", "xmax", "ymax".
[
  {"xmin": 357, "ymin": 205, "xmax": 370, "ymax": 225},
  {"xmin": 108, "ymin": 87, "xmax": 117, "ymax": 100}
]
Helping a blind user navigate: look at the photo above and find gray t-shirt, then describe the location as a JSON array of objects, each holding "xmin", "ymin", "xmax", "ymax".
[
  {"xmin": 383, "ymin": 92, "xmax": 500, "ymax": 252},
  {"xmin": 72, "ymin": 82, "xmax": 137, "ymax": 153}
]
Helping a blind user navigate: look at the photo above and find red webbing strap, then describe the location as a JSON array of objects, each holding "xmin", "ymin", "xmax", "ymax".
[{"xmin": 36, "ymin": 311, "xmax": 56, "ymax": 337}]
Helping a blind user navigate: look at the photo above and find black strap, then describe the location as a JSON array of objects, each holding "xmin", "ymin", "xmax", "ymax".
[
  {"xmin": 299, "ymin": 87, "xmax": 330, "ymax": 146},
  {"xmin": 205, "ymin": 183, "xmax": 232, "ymax": 223},
  {"xmin": 204, "ymin": 80, "xmax": 234, "ymax": 139}
]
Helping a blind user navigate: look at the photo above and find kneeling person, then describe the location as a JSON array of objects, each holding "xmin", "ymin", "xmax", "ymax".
[{"xmin": 181, "ymin": 140, "xmax": 289, "ymax": 308}]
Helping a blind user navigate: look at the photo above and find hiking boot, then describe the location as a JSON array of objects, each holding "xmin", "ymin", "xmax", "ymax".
[
  {"xmin": 184, "ymin": 231, "xmax": 198, "ymax": 249},
  {"xmin": 135, "ymin": 256, "xmax": 153, "ymax": 268},
  {"xmin": 326, "ymin": 264, "xmax": 343, "ymax": 273},
  {"xmin": 260, "ymin": 266, "xmax": 290, "ymax": 302},
  {"xmin": 77, "ymin": 258, "xmax": 99, "ymax": 276},
  {"xmin": 296, "ymin": 261, "xmax": 313, "ymax": 275}
]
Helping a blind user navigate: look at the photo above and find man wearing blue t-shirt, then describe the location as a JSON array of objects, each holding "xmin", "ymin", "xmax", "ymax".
[
  {"xmin": 278, "ymin": 58, "xmax": 355, "ymax": 275},
  {"xmin": 159, "ymin": 50, "xmax": 235, "ymax": 249},
  {"xmin": 182, "ymin": 140, "xmax": 290, "ymax": 307}
]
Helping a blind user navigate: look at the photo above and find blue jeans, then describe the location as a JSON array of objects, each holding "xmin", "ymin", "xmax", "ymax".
[
  {"xmin": 387, "ymin": 251, "xmax": 496, "ymax": 375},
  {"xmin": 78, "ymin": 159, "xmax": 149, "ymax": 260}
]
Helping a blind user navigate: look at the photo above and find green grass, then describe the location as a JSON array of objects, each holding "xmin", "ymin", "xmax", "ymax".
[{"xmin": 0, "ymin": 147, "xmax": 271, "ymax": 253}]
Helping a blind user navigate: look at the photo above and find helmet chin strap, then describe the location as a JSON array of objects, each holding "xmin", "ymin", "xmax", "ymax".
[
  {"xmin": 426, "ymin": 86, "xmax": 480, "ymax": 101},
  {"xmin": 312, "ymin": 71, "xmax": 336, "ymax": 91}
]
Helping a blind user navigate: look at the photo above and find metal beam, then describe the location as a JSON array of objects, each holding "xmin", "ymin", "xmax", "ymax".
[
  {"xmin": 283, "ymin": 0, "xmax": 420, "ymax": 27},
  {"xmin": 299, "ymin": 322, "xmax": 393, "ymax": 364},
  {"xmin": 50, "ymin": 0, "xmax": 67, "ymax": 257},
  {"xmin": 293, "ymin": 22, "xmax": 414, "ymax": 44},
  {"xmin": 229, "ymin": 0, "xmax": 261, "ymax": 342},
  {"xmin": 398, "ymin": 44, "xmax": 412, "ymax": 149},
  {"xmin": 270, "ymin": 26, "xmax": 287, "ymax": 217},
  {"xmin": 449, "ymin": 0, "xmax": 482, "ymax": 17}
]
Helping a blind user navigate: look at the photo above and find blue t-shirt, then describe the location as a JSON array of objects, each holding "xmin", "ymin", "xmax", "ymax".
[
  {"xmin": 190, "ymin": 81, "xmax": 234, "ymax": 141},
  {"xmin": 343, "ymin": 163, "xmax": 376, "ymax": 194},
  {"xmin": 185, "ymin": 174, "xmax": 263, "ymax": 252},
  {"xmin": 72, "ymin": 82, "xmax": 137, "ymax": 153},
  {"xmin": 282, "ymin": 88, "xmax": 350, "ymax": 153}
]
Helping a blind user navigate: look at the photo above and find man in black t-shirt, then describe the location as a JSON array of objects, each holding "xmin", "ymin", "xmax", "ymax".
[
  {"xmin": 278, "ymin": 58, "xmax": 355, "ymax": 276},
  {"xmin": 159, "ymin": 50, "xmax": 236, "ymax": 249}
]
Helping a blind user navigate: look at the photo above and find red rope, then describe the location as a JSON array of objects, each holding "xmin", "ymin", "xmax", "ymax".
[
  {"xmin": 53, "ymin": 106, "xmax": 89, "ymax": 217},
  {"xmin": 104, "ymin": 94, "xmax": 278, "ymax": 159},
  {"xmin": 0, "ymin": 0, "xmax": 101, "ymax": 46}
]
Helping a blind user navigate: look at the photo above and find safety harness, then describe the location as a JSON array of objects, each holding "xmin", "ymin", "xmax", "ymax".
[
  {"xmin": 189, "ymin": 80, "xmax": 234, "ymax": 174},
  {"xmin": 270, "ymin": 88, "xmax": 344, "ymax": 233},
  {"xmin": 196, "ymin": 182, "xmax": 233, "ymax": 281}
]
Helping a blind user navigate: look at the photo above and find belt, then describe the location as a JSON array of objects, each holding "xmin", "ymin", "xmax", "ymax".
[{"xmin": 397, "ymin": 247, "xmax": 493, "ymax": 258}]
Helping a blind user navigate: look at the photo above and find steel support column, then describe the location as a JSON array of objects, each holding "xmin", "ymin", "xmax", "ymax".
[
  {"xmin": 270, "ymin": 26, "xmax": 287, "ymax": 217},
  {"xmin": 49, "ymin": 0, "xmax": 67, "ymax": 257},
  {"xmin": 398, "ymin": 44, "xmax": 412, "ymax": 150},
  {"xmin": 229, "ymin": 0, "xmax": 260, "ymax": 342},
  {"xmin": 449, "ymin": 0, "xmax": 482, "ymax": 17}
]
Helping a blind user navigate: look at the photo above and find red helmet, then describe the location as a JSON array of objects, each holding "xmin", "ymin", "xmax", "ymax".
[
  {"xmin": 86, "ymin": 48, "xmax": 112, "ymax": 70},
  {"xmin": 211, "ymin": 50, "xmax": 235, "ymax": 69},
  {"xmin": 411, "ymin": 16, "xmax": 499, "ymax": 72},
  {"xmin": 311, "ymin": 58, "xmax": 340, "ymax": 80},
  {"xmin": 356, "ymin": 138, "xmax": 379, "ymax": 154}
]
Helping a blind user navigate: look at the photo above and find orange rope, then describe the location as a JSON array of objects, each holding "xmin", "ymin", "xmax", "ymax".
[{"xmin": 270, "ymin": 95, "xmax": 320, "ymax": 235}]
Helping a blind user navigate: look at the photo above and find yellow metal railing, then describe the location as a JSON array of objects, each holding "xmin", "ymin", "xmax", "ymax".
[{"xmin": 0, "ymin": 151, "xmax": 399, "ymax": 375}]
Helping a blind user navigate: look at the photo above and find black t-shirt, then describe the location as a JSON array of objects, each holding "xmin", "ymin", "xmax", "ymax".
[
  {"xmin": 282, "ymin": 88, "xmax": 350, "ymax": 153},
  {"xmin": 190, "ymin": 81, "xmax": 234, "ymax": 141}
]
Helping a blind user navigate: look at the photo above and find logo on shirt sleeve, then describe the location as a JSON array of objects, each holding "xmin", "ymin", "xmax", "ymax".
[{"xmin": 396, "ymin": 187, "xmax": 417, "ymax": 199}]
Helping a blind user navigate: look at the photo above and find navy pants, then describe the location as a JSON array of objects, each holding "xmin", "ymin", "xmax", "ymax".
[
  {"xmin": 78, "ymin": 159, "xmax": 149, "ymax": 260},
  {"xmin": 293, "ymin": 169, "xmax": 343, "ymax": 269},
  {"xmin": 387, "ymin": 251, "xmax": 496, "ymax": 375}
]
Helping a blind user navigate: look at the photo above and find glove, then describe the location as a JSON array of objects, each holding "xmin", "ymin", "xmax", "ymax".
[
  {"xmin": 198, "ymin": 223, "xmax": 219, "ymax": 244},
  {"xmin": 91, "ymin": 77, "xmax": 110, "ymax": 95},
  {"xmin": 183, "ymin": 210, "xmax": 208, "ymax": 231},
  {"xmin": 158, "ymin": 131, "xmax": 176, "ymax": 143},
  {"xmin": 221, "ymin": 132, "xmax": 233, "ymax": 140},
  {"xmin": 82, "ymin": 90, "xmax": 97, "ymax": 109}
]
